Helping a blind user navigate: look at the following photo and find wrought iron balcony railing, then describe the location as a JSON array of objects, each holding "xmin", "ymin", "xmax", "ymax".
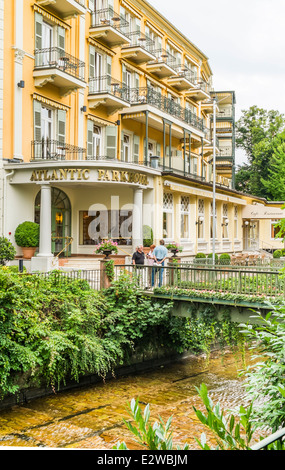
[
  {"xmin": 129, "ymin": 87, "xmax": 204, "ymax": 132},
  {"xmin": 149, "ymin": 48, "xmax": 177, "ymax": 69},
  {"xmin": 89, "ymin": 75, "xmax": 130, "ymax": 101},
  {"xmin": 91, "ymin": 7, "xmax": 129, "ymax": 34},
  {"xmin": 34, "ymin": 47, "xmax": 85, "ymax": 81},
  {"xmin": 173, "ymin": 63, "xmax": 197, "ymax": 82},
  {"xmin": 31, "ymin": 139, "xmax": 86, "ymax": 161},
  {"xmin": 123, "ymin": 31, "xmax": 155, "ymax": 52}
]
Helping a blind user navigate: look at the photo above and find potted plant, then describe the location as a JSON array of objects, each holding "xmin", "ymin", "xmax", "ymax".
[
  {"xmin": 94, "ymin": 239, "xmax": 119, "ymax": 259},
  {"xmin": 166, "ymin": 242, "xmax": 183, "ymax": 257},
  {"xmin": 14, "ymin": 221, "xmax": 39, "ymax": 259},
  {"xmin": 0, "ymin": 237, "xmax": 16, "ymax": 265}
]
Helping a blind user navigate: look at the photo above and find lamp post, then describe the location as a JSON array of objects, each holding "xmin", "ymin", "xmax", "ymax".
[{"xmin": 212, "ymin": 97, "xmax": 217, "ymax": 267}]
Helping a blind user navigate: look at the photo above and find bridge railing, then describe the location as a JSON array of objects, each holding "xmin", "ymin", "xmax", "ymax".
[{"xmin": 113, "ymin": 264, "xmax": 285, "ymax": 299}]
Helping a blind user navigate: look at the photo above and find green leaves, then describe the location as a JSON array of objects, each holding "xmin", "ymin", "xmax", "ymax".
[{"xmin": 114, "ymin": 398, "xmax": 189, "ymax": 450}]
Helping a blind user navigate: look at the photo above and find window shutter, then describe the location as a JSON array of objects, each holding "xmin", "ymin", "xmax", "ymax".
[
  {"xmin": 89, "ymin": 0, "xmax": 95, "ymax": 11},
  {"xmin": 106, "ymin": 54, "xmax": 112, "ymax": 77},
  {"xmin": 122, "ymin": 63, "xmax": 127, "ymax": 86},
  {"xmin": 57, "ymin": 109, "xmax": 66, "ymax": 144},
  {"xmin": 121, "ymin": 131, "xmax": 124, "ymax": 160},
  {"xmin": 87, "ymin": 120, "xmax": 94, "ymax": 160},
  {"xmin": 133, "ymin": 135, "xmax": 140, "ymax": 163},
  {"xmin": 105, "ymin": 125, "xmax": 117, "ymax": 159},
  {"xmin": 134, "ymin": 72, "xmax": 139, "ymax": 89},
  {"xmin": 34, "ymin": 100, "xmax": 42, "ymax": 141},
  {"xmin": 35, "ymin": 13, "xmax": 43, "ymax": 66},
  {"xmin": 89, "ymin": 45, "xmax": 95, "ymax": 78},
  {"xmin": 57, "ymin": 26, "xmax": 65, "ymax": 56}
]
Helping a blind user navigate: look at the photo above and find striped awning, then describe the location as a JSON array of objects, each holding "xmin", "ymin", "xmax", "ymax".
[
  {"xmin": 87, "ymin": 114, "xmax": 114, "ymax": 126},
  {"xmin": 34, "ymin": 4, "xmax": 71, "ymax": 30},
  {"xmin": 33, "ymin": 93, "xmax": 70, "ymax": 112}
]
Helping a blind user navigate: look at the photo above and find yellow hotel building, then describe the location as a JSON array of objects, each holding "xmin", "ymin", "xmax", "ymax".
[{"xmin": 0, "ymin": 0, "xmax": 284, "ymax": 270}]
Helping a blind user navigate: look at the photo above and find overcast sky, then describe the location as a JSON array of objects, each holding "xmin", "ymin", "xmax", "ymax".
[{"xmin": 149, "ymin": 0, "xmax": 285, "ymax": 166}]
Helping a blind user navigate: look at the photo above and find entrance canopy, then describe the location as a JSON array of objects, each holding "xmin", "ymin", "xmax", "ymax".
[{"xmin": 242, "ymin": 204, "xmax": 285, "ymax": 219}]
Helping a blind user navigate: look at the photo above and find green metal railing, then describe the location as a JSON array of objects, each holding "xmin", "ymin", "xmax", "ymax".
[{"xmin": 251, "ymin": 427, "xmax": 285, "ymax": 450}]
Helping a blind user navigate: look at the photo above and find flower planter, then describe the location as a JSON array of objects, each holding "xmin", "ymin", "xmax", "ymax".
[
  {"xmin": 102, "ymin": 250, "xmax": 112, "ymax": 259},
  {"xmin": 22, "ymin": 247, "xmax": 37, "ymax": 259}
]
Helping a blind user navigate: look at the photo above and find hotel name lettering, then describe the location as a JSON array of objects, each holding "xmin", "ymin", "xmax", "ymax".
[{"xmin": 30, "ymin": 168, "xmax": 149, "ymax": 185}]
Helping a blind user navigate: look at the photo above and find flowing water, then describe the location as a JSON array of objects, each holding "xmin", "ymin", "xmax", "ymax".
[{"xmin": 0, "ymin": 350, "xmax": 255, "ymax": 450}]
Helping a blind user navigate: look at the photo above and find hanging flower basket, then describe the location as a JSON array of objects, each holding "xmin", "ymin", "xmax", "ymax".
[{"xmin": 94, "ymin": 240, "xmax": 118, "ymax": 258}]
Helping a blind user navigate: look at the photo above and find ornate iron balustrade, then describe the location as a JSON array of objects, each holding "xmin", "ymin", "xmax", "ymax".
[
  {"xmin": 31, "ymin": 139, "xmax": 86, "ymax": 161},
  {"xmin": 34, "ymin": 47, "xmax": 85, "ymax": 81},
  {"xmin": 129, "ymin": 87, "xmax": 204, "ymax": 132},
  {"xmin": 91, "ymin": 7, "xmax": 129, "ymax": 34},
  {"xmin": 89, "ymin": 75, "xmax": 130, "ymax": 101},
  {"xmin": 123, "ymin": 31, "xmax": 155, "ymax": 52},
  {"xmin": 173, "ymin": 63, "xmax": 197, "ymax": 82},
  {"xmin": 150, "ymin": 48, "xmax": 177, "ymax": 68}
]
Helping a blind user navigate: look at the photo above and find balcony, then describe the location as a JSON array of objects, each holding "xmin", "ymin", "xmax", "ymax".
[
  {"xmin": 90, "ymin": 8, "xmax": 130, "ymax": 48},
  {"xmin": 185, "ymin": 78, "xmax": 212, "ymax": 102},
  {"xmin": 146, "ymin": 49, "xmax": 177, "ymax": 79},
  {"xmin": 121, "ymin": 32, "xmax": 156, "ymax": 64},
  {"xmin": 88, "ymin": 76, "xmax": 130, "ymax": 115},
  {"xmin": 33, "ymin": 48, "xmax": 86, "ymax": 96},
  {"xmin": 31, "ymin": 139, "xmax": 86, "ymax": 161},
  {"xmin": 36, "ymin": 0, "xmax": 86, "ymax": 19},
  {"xmin": 128, "ymin": 87, "xmax": 204, "ymax": 133},
  {"xmin": 167, "ymin": 64, "xmax": 197, "ymax": 91}
]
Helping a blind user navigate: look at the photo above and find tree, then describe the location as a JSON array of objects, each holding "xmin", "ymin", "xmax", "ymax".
[
  {"xmin": 235, "ymin": 106, "xmax": 285, "ymax": 198},
  {"xmin": 261, "ymin": 131, "xmax": 285, "ymax": 200},
  {"xmin": 0, "ymin": 237, "xmax": 16, "ymax": 265}
]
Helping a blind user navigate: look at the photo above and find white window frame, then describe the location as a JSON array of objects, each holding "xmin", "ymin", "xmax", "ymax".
[
  {"xmin": 163, "ymin": 193, "xmax": 174, "ymax": 240},
  {"xmin": 180, "ymin": 196, "xmax": 190, "ymax": 241},
  {"xmin": 197, "ymin": 198, "xmax": 205, "ymax": 240},
  {"xmin": 222, "ymin": 204, "xmax": 229, "ymax": 239}
]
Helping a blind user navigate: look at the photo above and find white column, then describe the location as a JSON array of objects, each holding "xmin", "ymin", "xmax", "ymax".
[
  {"xmin": 132, "ymin": 187, "xmax": 143, "ymax": 249},
  {"xmin": 38, "ymin": 184, "xmax": 52, "ymax": 257}
]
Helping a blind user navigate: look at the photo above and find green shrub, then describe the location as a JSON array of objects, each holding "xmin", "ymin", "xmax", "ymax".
[
  {"xmin": 195, "ymin": 252, "xmax": 206, "ymax": 258},
  {"xmin": 273, "ymin": 249, "xmax": 282, "ymax": 258},
  {"xmin": 219, "ymin": 253, "xmax": 231, "ymax": 265},
  {"xmin": 0, "ymin": 237, "xmax": 16, "ymax": 265},
  {"xmin": 14, "ymin": 221, "xmax": 39, "ymax": 247},
  {"xmin": 143, "ymin": 225, "xmax": 153, "ymax": 247},
  {"xmin": 207, "ymin": 253, "xmax": 219, "ymax": 260}
]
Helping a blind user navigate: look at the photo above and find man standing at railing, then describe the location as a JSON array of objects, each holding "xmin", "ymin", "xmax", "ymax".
[
  {"xmin": 152, "ymin": 240, "xmax": 168, "ymax": 287},
  {"xmin": 132, "ymin": 245, "xmax": 146, "ymax": 288}
]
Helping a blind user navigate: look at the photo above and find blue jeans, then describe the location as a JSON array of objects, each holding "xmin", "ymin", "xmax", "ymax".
[{"xmin": 151, "ymin": 260, "xmax": 164, "ymax": 287}]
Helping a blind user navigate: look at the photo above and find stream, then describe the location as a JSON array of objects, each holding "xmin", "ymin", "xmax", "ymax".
[{"xmin": 0, "ymin": 349, "xmax": 254, "ymax": 450}]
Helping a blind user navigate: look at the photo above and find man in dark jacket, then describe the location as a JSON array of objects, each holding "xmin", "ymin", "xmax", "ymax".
[{"xmin": 132, "ymin": 245, "xmax": 145, "ymax": 265}]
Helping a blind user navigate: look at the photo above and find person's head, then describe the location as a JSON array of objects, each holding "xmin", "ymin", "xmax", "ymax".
[
  {"xmin": 138, "ymin": 245, "xmax": 143, "ymax": 252},
  {"xmin": 150, "ymin": 244, "xmax": 155, "ymax": 251},
  {"xmin": 159, "ymin": 239, "xmax": 165, "ymax": 245}
]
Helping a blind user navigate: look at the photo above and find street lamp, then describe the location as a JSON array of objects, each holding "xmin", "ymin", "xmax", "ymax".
[{"xmin": 211, "ymin": 94, "xmax": 230, "ymax": 266}]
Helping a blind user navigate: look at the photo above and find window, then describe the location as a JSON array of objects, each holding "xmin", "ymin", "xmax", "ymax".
[
  {"xmin": 222, "ymin": 204, "xmax": 229, "ymax": 239},
  {"xmin": 197, "ymin": 199, "xmax": 204, "ymax": 239},
  {"xmin": 79, "ymin": 210, "xmax": 133, "ymax": 245},
  {"xmin": 181, "ymin": 196, "xmax": 190, "ymax": 239},
  {"xmin": 33, "ymin": 100, "xmax": 66, "ymax": 159},
  {"xmin": 210, "ymin": 201, "xmax": 216, "ymax": 239},
  {"xmin": 35, "ymin": 12, "xmax": 66, "ymax": 68},
  {"xmin": 122, "ymin": 134, "xmax": 130, "ymax": 162},
  {"xmin": 163, "ymin": 193, "xmax": 173, "ymax": 239},
  {"xmin": 271, "ymin": 219, "xmax": 280, "ymax": 239}
]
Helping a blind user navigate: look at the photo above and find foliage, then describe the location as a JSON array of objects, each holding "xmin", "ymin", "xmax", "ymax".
[
  {"xmin": 193, "ymin": 383, "xmax": 257, "ymax": 450},
  {"xmin": 166, "ymin": 242, "xmax": 183, "ymax": 252},
  {"xmin": 14, "ymin": 221, "xmax": 40, "ymax": 247},
  {"xmin": 239, "ymin": 304, "xmax": 285, "ymax": 432},
  {"xmin": 195, "ymin": 252, "xmax": 206, "ymax": 258},
  {"xmin": 94, "ymin": 239, "xmax": 118, "ymax": 254},
  {"xmin": 273, "ymin": 249, "xmax": 282, "ymax": 258},
  {"xmin": 0, "ymin": 237, "xmax": 16, "ymax": 265},
  {"xmin": 219, "ymin": 253, "xmax": 231, "ymax": 265},
  {"xmin": 113, "ymin": 399, "xmax": 189, "ymax": 450},
  {"xmin": 261, "ymin": 131, "xmax": 285, "ymax": 200},
  {"xmin": 143, "ymin": 225, "xmax": 153, "ymax": 247},
  {"xmin": 207, "ymin": 253, "xmax": 218, "ymax": 260},
  {"xmin": 235, "ymin": 106, "xmax": 285, "ymax": 198},
  {"xmin": 104, "ymin": 259, "xmax": 115, "ymax": 281}
]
